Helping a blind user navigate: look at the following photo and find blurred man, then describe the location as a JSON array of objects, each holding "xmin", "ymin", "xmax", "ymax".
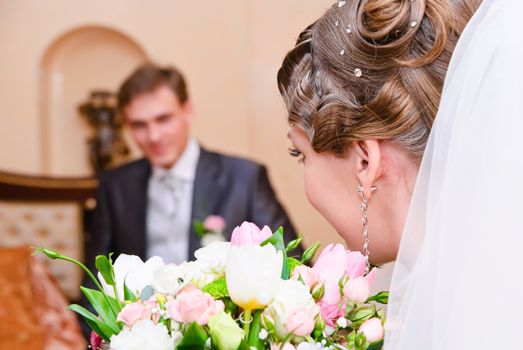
[{"xmin": 85, "ymin": 63, "xmax": 299, "ymax": 268}]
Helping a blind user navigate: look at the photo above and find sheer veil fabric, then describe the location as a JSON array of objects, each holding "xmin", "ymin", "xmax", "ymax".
[{"xmin": 386, "ymin": 0, "xmax": 523, "ymax": 348}]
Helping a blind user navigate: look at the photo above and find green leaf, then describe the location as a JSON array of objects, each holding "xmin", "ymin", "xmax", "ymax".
[
  {"xmin": 367, "ymin": 339, "xmax": 384, "ymax": 350},
  {"xmin": 287, "ymin": 257, "xmax": 302, "ymax": 274},
  {"xmin": 80, "ymin": 287, "xmax": 121, "ymax": 333},
  {"xmin": 247, "ymin": 310, "xmax": 263, "ymax": 350},
  {"xmin": 68, "ymin": 304, "xmax": 115, "ymax": 341},
  {"xmin": 176, "ymin": 322, "xmax": 207, "ymax": 350},
  {"xmin": 223, "ymin": 298, "xmax": 239, "ymax": 315},
  {"xmin": 301, "ymin": 241, "xmax": 321, "ymax": 264},
  {"xmin": 123, "ymin": 280, "xmax": 137, "ymax": 302},
  {"xmin": 193, "ymin": 220, "xmax": 206, "ymax": 237},
  {"xmin": 96, "ymin": 255, "xmax": 115, "ymax": 286},
  {"xmin": 202, "ymin": 277, "xmax": 229, "ymax": 299},
  {"xmin": 238, "ymin": 340, "xmax": 251, "ymax": 350},
  {"xmin": 261, "ymin": 227, "xmax": 290, "ymax": 279},
  {"xmin": 285, "ymin": 236, "xmax": 303, "ymax": 253},
  {"xmin": 366, "ymin": 291, "xmax": 389, "ymax": 305}
]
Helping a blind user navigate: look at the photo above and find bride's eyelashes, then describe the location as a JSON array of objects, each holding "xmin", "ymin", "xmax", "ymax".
[{"xmin": 288, "ymin": 147, "xmax": 304, "ymax": 163}]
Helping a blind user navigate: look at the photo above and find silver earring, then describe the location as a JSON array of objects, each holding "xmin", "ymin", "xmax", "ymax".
[{"xmin": 358, "ymin": 185, "xmax": 376, "ymax": 274}]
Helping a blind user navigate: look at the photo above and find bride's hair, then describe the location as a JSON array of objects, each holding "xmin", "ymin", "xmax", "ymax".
[{"xmin": 278, "ymin": 0, "xmax": 481, "ymax": 160}]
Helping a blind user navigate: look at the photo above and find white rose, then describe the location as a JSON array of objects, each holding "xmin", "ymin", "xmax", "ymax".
[
  {"xmin": 110, "ymin": 319, "xmax": 173, "ymax": 350},
  {"xmin": 263, "ymin": 279, "xmax": 319, "ymax": 339},
  {"xmin": 151, "ymin": 264, "xmax": 188, "ymax": 295},
  {"xmin": 99, "ymin": 254, "xmax": 164, "ymax": 299},
  {"xmin": 296, "ymin": 342, "xmax": 326, "ymax": 350},
  {"xmin": 194, "ymin": 242, "xmax": 231, "ymax": 272}
]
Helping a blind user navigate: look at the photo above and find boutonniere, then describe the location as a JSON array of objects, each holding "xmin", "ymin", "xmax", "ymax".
[{"xmin": 193, "ymin": 215, "xmax": 227, "ymax": 247}]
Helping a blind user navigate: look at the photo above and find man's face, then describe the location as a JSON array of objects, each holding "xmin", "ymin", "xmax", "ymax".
[{"xmin": 124, "ymin": 85, "xmax": 193, "ymax": 169}]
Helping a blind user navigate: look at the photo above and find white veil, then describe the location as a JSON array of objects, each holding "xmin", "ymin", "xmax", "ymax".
[{"xmin": 385, "ymin": 0, "xmax": 523, "ymax": 348}]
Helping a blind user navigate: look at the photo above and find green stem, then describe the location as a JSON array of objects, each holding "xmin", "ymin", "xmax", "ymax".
[
  {"xmin": 112, "ymin": 281, "xmax": 122, "ymax": 307},
  {"xmin": 243, "ymin": 309, "xmax": 252, "ymax": 339},
  {"xmin": 42, "ymin": 251, "xmax": 122, "ymax": 317}
]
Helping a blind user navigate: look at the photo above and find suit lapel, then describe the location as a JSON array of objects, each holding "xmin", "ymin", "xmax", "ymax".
[
  {"xmin": 125, "ymin": 159, "xmax": 150, "ymax": 258},
  {"xmin": 189, "ymin": 148, "xmax": 224, "ymax": 258}
]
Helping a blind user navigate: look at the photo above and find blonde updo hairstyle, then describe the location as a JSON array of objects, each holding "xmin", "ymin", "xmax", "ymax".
[{"xmin": 278, "ymin": 0, "xmax": 481, "ymax": 160}]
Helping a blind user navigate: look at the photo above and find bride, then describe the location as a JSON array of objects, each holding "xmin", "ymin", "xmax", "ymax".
[{"xmin": 278, "ymin": 0, "xmax": 521, "ymax": 348}]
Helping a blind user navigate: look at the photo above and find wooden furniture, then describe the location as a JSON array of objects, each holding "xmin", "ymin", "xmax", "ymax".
[{"xmin": 0, "ymin": 170, "xmax": 98, "ymax": 300}]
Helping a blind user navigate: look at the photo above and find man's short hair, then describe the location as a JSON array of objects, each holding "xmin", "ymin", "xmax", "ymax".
[{"xmin": 117, "ymin": 63, "xmax": 189, "ymax": 113}]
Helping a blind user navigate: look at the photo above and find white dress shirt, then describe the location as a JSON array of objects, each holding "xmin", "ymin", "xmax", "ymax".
[{"xmin": 146, "ymin": 137, "xmax": 200, "ymax": 264}]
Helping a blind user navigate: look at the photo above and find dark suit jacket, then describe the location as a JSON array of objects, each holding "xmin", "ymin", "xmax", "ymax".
[{"xmin": 85, "ymin": 147, "xmax": 300, "ymax": 271}]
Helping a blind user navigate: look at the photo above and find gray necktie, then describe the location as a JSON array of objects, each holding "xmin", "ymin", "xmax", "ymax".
[{"xmin": 159, "ymin": 173, "xmax": 185, "ymax": 218}]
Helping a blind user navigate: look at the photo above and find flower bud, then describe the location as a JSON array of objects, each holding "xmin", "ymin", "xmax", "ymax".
[
  {"xmin": 314, "ymin": 315, "xmax": 326, "ymax": 331},
  {"xmin": 311, "ymin": 282, "xmax": 325, "ymax": 301},
  {"xmin": 261, "ymin": 313, "xmax": 276, "ymax": 333}
]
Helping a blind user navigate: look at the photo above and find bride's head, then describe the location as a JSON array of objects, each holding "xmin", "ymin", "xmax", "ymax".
[{"xmin": 278, "ymin": 0, "xmax": 479, "ymax": 264}]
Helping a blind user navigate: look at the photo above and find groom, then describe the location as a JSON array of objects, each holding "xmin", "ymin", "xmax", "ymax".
[{"xmin": 85, "ymin": 63, "xmax": 299, "ymax": 270}]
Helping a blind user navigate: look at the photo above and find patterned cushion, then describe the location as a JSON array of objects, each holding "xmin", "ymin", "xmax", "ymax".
[{"xmin": 0, "ymin": 201, "xmax": 84, "ymax": 300}]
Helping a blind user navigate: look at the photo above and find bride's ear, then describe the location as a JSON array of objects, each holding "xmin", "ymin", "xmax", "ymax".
[{"xmin": 352, "ymin": 140, "xmax": 382, "ymax": 199}]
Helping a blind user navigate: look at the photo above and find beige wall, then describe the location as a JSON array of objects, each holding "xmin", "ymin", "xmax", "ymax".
[{"xmin": 0, "ymin": 0, "xmax": 345, "ymax": 247}]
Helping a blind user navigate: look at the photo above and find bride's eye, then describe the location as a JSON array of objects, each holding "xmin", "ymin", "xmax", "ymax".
[{"xmin": 288, "ymin": 147, "xmax": 304, "ymax": 163}]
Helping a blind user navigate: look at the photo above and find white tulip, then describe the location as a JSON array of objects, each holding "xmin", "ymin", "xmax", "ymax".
[
  {"xmin": 226, "ymin": 244, "xmax": 282, "ymax": 310},
  {"xmin": 98, "ymin": 254, "xmax": 164, "ymax": 300}
]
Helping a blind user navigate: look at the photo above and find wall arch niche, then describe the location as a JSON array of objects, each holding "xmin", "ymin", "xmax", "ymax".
[{"xmin": 40, "ymin": 25, "xmax": 147, "ymax": 176}]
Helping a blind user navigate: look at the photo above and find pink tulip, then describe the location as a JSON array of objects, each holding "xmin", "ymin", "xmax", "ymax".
[
  {"xmin": 343, "ymin": 277, "xmax": 370, "ymax": 303},
  {"xmin": 291, "ymin": 265, "xmax": 320, "ymax": 289},
  {"xmin": 230, "ymin": 221, "xmax": 272, "ymax": 246},
  {"xmin": 359, "ymin": 318, "xmax": 384, "ymax": 342},
  {"xmin": 285, "ymin": 308, "xmax": 316, "ymax": 336},
  {"xmin": 345, "ymin": 251, "xmax": 366, "ymax": 279},
  {"xmin": 313, "ymin": 244, "xmax": 347, "ymax": 304},
  {"xmin": 117, "ymin": 302, "xmax": 148, "ymax": 327},
  {"xmin": 365, "ymin": 267, "xmax": 377, "ymax": 286},
  {"xmin": 203, "ymin": 215, "xmax": 226, "ymax": 232},
  {"xmin": 317, "ymin": 300, "xmax": 346, "ymax": 328},
  {"xmin": 167, "ymin": 285, "xmax": 224, "ymax": 325}
]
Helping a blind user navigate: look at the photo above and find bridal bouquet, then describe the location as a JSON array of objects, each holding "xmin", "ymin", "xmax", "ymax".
[{"xmin": 38, "ymin": 222, "xmax": 387, "ymax": 350}]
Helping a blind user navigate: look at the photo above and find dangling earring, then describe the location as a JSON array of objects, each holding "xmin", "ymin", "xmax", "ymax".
[{"xmin": 358, "ymin": 184, "xmax": 377, "ymax": 275}]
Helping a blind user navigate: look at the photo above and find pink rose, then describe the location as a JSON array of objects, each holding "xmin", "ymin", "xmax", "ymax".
[
  {"xmin": 291, "ymin": 265, "xmax": 320, "ymax": 289},
  {"xmin": 117, "ymin": 301, "xmax": 149, "ymax": 327},
  {"xmin": 359, "ymin": 318, "xmax": 384, "ymax": 342},
  {"xmin": 90, "ymin": 331, "xmax": 102, "ymax": 350},
  {"xmin": 167, "ymin": 285, "xmax": 224, "ymax": 325},
  {"xmin": 317, "ymin": 300, "xmax": 346, "ymax": 328},
  {"xmin": 346, "ymin": 251, "xmax": 366, "ymax": 279},
  {"xmin": 343, "ymin": 277, "xmax": 370, "ymax": 303},
  {"xmin": 230, "ymin": 221, "xmax": 272, "ymax": 246},
  {"xmin": 313, "ymin": 244, "xmax": 347, "ymax": 304},
  {"xmin": 285, "ymin": 308, "xmax": 316, "ymax": 336},
  {"xmin": 203, "ymin": 215, "xmax": 226, "ymax": 232}
]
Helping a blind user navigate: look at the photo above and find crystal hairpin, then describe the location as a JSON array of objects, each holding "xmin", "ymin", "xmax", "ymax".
[
  {"xmin": 340, "ymin": 49, "xmax": 346, "ymax": 56},
  {"xmin": 346, "ymin": 25, "xmax": 352, "ymax": 34},
  {"xmin": 354, "ymin": 68, "xmax": 362, "ymax": 77},
  {"xmin": 338, "ymin": 0, "xmax": 346, "ymax": 7},
  {"xmin": 335, "ymin": 19, "xmax": 339, "ymax": 27}
]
